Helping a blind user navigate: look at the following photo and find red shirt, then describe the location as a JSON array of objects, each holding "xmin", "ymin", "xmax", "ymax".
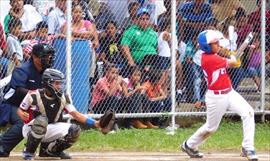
[
  {"xmin": 201, "ymin": 53, "xmax": 232, "ymax": 90},
  {"xmin": 0, "ymin": 24, "xmax": 6, "ymax": 50}
]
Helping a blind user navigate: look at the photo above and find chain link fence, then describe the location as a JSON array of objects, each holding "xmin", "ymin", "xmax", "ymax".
[{"xmin": 0, "ymin": 0, "xmax": 269, "ymax": 128}]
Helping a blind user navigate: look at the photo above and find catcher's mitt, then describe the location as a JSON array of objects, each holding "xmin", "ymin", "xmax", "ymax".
[{"xmin": 99, "ymin": 110, "xmax": 115, "ymax": 134}]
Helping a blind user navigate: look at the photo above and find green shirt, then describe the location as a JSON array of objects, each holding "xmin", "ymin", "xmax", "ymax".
[
  {"xmin": 121, "ymin": 25, "xmax": 157, "ymax": 63},
  {"xmin": 4, "ymin": 14, "xmax": 11, "ymax": 34}
]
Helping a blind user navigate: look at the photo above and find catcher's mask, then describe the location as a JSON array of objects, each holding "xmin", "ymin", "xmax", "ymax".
[{"xmin": 42, "ymin": 68, "xmax": 65, "ymax": 98}]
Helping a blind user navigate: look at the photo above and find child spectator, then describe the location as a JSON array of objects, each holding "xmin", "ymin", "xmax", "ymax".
[
  {"xmin": 90, "ymin": 64, "xmax": 124, "ymax": 114},
  {"xmin": 23, "ymin": 21, "xmax": 54, "ymax": 58},
  {"xmin": 6, "ymin": 18, "xmax": 23, "ymax": 75},
  {"xmin": 122, "ymin": 66, "xmax": 148, "ymax": 129},
  {"xmin": 99, "ymin": 21, "xmax": 127, "ymax": 73},
  {"xmin": 141, "ymin": 69, "xmax": 172, "ymax": 128}
]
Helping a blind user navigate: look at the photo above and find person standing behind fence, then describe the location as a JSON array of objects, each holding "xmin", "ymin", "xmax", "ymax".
[
  {"xmin": 60, "ymin": 3, "xmax": 99, "ymax": 48},
  {"xmin": 89, "ymin": 64, "xmax": 124, "ymax": 114},
  {"xmin": 121, "ymin": 7, "xmax": 158, "ymax": 66},
  {"xmin": 6, "ymin": 18, "xmax": 24, "ymax": 75},
  {"xmin": 181, "ymin": 30, "xmax": 258, "ymax": 161},
  {"xmin": 47, "ymin": 0, "xmax": 67, "ymax": 35}
]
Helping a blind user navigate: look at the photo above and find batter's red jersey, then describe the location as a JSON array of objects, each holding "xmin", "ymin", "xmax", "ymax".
[{"xmin": 201, "ymin": 53, "xmax": 232, "ymax": 90}]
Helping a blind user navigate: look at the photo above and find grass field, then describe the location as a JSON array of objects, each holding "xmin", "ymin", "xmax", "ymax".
[{"xmin": 10, "ymin": 120, "xmax": 269, "ymax": 152}]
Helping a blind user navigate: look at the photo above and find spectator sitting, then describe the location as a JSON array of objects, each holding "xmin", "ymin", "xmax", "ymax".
[
  {"xmin": 23, "ymin": 21, "xmax": 55, "ymax": 58},
  {"xmin": 178, "ymin": 0, "xmax": 213, "ymax": 43},
  {"xmin": 121, "ymin": 7, "xmax": 158, "ymax": 66},
  {"xmin": 4, "ymin": 0, "xmax": 42, "ymax": 40},
  {"xmin": 121, "ymin": 1, "xmax": 140, "ymax": 32},
  {"xmin": 47, "ymin": 0, "xmax": 67, "ymax": 35},
  {"xmin": 98, "ymin": 21, "xmax": 127, "ymax": 73},
  {"xmin": 89, "ymin": 64, "xmax": 124, "ymax": 114},
  {"xmin": 122, "ymin": 66, "xmax": 148, "ymax": 129},
  {"xmin": 6, "ymin": 18, "xmax": 24, "ymax": 75},
  {"xmin": 141, "ymin": 69, "xmax": 172, "ymax": 128},
  {"xmin": 247, "ymin": 35, "xmax": 262, "ymax": 91},
  {"xmin": 61, "ymin": 4, "xmax": 99, "ymax": 48}
]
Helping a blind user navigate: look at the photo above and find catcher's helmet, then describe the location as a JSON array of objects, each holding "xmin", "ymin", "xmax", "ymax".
[
  {"xmin": 42, "ymin": 68, "xmax": 65, "ymax": 98},
  {"xmin": 197, "ymin": 30, "xmax": 223, "ymax": 53},
  {"xmin": 32, "ymin": 43, "xmax": 55, "ymax": 70}
]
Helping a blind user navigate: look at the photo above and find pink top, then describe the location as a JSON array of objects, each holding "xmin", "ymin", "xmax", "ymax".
[
  {"xmin": 63, "ymin": 20, "xmax": 92, "ymax": 33},
  {"xmin": 91, "ymin": 77, "xmax": 121, "ymax": 108}
]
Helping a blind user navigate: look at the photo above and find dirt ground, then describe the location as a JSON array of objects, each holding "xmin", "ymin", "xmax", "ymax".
[{"xmin": 1, "ymin": 152, "xmax": 269, "ymax": 161}]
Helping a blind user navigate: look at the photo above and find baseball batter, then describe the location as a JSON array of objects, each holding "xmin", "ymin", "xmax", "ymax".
[
  {"xmin": 181, "ymin": 30, "xmax": 258, "ymax": 161},
  {"xmin": 17, "ymin": 68, "xmax": 115, "ymax": 160}
]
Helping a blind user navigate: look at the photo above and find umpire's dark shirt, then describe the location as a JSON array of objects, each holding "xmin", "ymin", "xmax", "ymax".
[{"xmin": 4, "ymin": 59, "xmax": 42, "ymax": 107}]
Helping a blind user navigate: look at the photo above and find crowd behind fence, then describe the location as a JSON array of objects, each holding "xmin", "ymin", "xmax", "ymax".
[{"xmin": 0, "ymin": 0, "xmax": 269, "ymax": 129}]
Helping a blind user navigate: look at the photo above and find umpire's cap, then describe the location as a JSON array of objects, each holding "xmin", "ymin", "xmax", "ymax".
[{"xmin": 32, "ymin": 43, "xmax": 55, "ymax": 58}]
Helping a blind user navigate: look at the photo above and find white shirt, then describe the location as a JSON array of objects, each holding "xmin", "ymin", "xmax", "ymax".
[
  {"xmin": 20, "ymin": 5, "xmax": 43, "ymax": 32},
  {"xmin": 6, "ymin": 34, "xmax": 23, "ymax": 61},
  {"xmin": 47, "ymin": 7, "xmax": 66, "ymax": 34},
  {"xmin": 158, "ymin": 31, "xmax": 178, "ymax": 57}
]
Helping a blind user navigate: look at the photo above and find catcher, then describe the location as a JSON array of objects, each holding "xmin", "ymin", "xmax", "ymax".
[{"xmin": 17, "ymin": 68, "xmax": 115, "ymax": 160}]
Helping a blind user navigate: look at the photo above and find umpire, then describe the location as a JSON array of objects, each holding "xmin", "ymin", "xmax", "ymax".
[{"xmin": 0, "ymin": 43, "xmax": 55, "ymax": 157}]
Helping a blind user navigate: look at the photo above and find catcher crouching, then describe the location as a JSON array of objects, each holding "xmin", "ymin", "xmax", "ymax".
[{"xmin": 17, "ymin": 68, "xmax": 115, "ymax": 160}]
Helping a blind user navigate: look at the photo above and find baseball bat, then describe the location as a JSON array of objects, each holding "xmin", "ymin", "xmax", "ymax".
[
  {"xmin": 236, "ymin": 32, "xmax": 254, "ymax": 58},
  {"xmin": 228, "ymin": 25, "xmax": 234, "ymax": 51}
]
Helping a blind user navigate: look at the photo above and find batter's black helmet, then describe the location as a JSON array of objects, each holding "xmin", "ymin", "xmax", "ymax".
[
  {"xmin": 32, "ymin": 43, "xmax": 55, "ymax": 70},
  {"xmin": 42, "ymin": 68, "xmax": 65, "ymax": 98}
]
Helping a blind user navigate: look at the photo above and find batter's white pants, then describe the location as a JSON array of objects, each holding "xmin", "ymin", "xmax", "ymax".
[
  {"xmin": 23, "ymin": 121, "xmax": 72, "ymax": 143},
  {"xmin": 187, "ymin": 89, "xmax": 255, "ymax": 151}
]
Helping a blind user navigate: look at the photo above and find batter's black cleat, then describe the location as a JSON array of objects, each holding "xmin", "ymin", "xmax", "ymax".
[
  {"xmin": 181, "ymin": 140, "xmax": 203, "ymax": 158},
  {"xmin": 241, "ymin": 147, "xmax": 258, "ymax": 161}
]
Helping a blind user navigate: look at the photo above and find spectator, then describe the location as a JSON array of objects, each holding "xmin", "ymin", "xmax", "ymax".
[
  {"xmin": 73, "ymin": 0, "xmax": 95, "ymax": 22},
  {"xmin": 178, "ymin": 0, "xmax": 213, "ymax": 43},
  {"xmin": 90, "ymin": 64, "xmax": 124, "ymax": 114},
  {"xmin": 247, "ymin": 0, "xmax": 270, "ymax": 50},
  {"xmin": 6, "ymin": 18, "xmax": 24, "ymax": 75},
  {"xmin": 94, "ymin": 3, "xmax": 116, "ymax": 31},
  {"xmin": 247, "ymin": 35, "xmax": 262, "ymax": 91},
  {"xmin": 3, "ymin": 0, "xmax": 42, "ymax": 40},
  {"xmin": 140, "ymin": 0, "xmax": 166, "ymax": 25},
  {"xmin": 121, "ymin": 1, "xmax": 140, "ymax": 32},
  {"xmin": 0, "ymin": 23, "xmax": 6, "ymax": 55},
  {"xmin": 99, "ymin": 21, "xmax": 127, "ymax": 71},
  {"xmin": 61, "ymin": 4, "xmax": 98, "ymax": 48},
  {"xmin": 0, "ymin": 23, "xmax": 7, "ymax": 79},
  {"xmin": 234, "ymin": 8, "xmax": 252, "ymax": 46},
  {"xmin": 122, "ymin": 66, "xmax": 148, "ymax": 129},
  {"xmin": 47, "ymin": 0, "xmax": 67, "ymax": 35},
  {"xmin": 157, "ymin": 19, "xmax": 183, "ymax": 95},
  {"xmin": 22, "ymin": 21, "xmax": 55, "ymax": 57},
  {"xmin": 121, "ymin": 7, "xmax": 158, "ymax": 66},
  {"xmin": 141, "ymin": 69, "xmax": 171, "ymax": 128},
  {"xmin": 211, "ymin": 0, "xmax": 244, "ymax": 22}
]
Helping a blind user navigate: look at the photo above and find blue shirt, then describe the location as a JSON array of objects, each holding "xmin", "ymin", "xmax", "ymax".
[
  {"xmin": 4, "ymin": 60, "xmax": 42, "ymax": 106},
  {"xmin": 179, "ymin": 2, "xmax": 213, "ymax": 22}
]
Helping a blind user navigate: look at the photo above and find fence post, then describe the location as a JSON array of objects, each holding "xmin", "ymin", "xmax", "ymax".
[
  {"xmin": 66, "ymin": 0, "xmax": 72, "ymax": 97},
  {"xmin": 168, "ymin": 0, "xmax": 177, "ymax": 135},
  {"xmin": 261, "ymin": 0, "xmax": 266, "ymax": 122}
]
